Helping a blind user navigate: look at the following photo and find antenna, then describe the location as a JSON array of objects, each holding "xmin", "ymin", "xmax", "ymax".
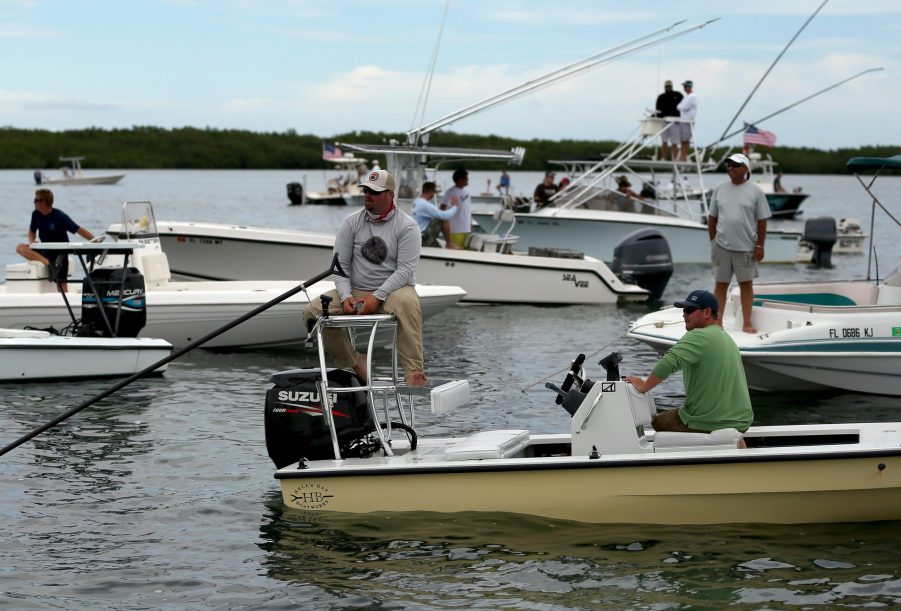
[{"xmin": 408, "ymin": 0, "xmax": 451, "ymax": 146}]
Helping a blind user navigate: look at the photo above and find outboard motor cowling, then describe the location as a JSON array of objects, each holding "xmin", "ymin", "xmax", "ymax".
[
  {"xmin": 611, "ymin": 229, "xmax": 673, "ymax": 301},
  {"xmin": 80, "ymin": 267, "xmax": 146, "ymax": 337},
  {"xmin": 286, "ymin": 182, "xmax": 304, "ymax": 205},
  {"xmin": 265, "ymin": 368, "xmax": 374, "ymax": 468},
  {"xmin": 803, "ymin": 216, "xmax": 837, "ymax": 268},
  {"xmin": 33, "ymin": 170, "xmax": 44, "ymax": 185}
]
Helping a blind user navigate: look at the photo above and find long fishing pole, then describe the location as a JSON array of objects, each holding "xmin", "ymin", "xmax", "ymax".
[
  {"xmin": 708, "ymin": 68, "xmax": 884, "ymax": 148},
  {"xmin": 0, "ymin": 255, "xmax": 343, "ymax": 458},
  {"xmin": 716, "ymin": 0, "xmax": 829, "ymax": 143}
]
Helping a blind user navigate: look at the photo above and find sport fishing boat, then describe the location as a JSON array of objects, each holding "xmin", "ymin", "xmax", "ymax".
[
  {"xmin": 266, "ymin": 316, "xmax": 901, "ymax": 525},
  {"xmin": 33, "ymin": 156, "xmax": 125, "ymax": 186},
  {"xmin": 0, "ymin": 202, "xmax": 465, "ymax": 350},
  {"xmin": 626, "ymin": 156, "xmax": 901, "ymax": 396},
  {"xmin": 147, "ymin": 217, "xmax": 670, "ymax": 304}
]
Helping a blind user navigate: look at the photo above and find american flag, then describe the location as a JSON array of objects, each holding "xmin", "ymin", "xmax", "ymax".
[
  {"xmin": 322, "ymin": 143, "xmax": 344, "ymax": 160},
  {"xmin": 743, "ymin": 124, "xmax": 777, "ymax": 148}
]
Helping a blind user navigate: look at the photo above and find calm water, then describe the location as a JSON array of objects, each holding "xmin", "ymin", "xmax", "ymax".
[{"xmin": 2, "ymin": 169, "xmax": 901, "ymax": 609}]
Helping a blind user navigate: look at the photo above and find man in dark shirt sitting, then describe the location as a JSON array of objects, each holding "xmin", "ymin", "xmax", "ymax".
[
  {"xmin": 533, "ymin": 171, "xmax": 559, "ymax": 209},
  {"xmin": 16, "ymin": 188, "xmax": 96, "ymax": 289}
]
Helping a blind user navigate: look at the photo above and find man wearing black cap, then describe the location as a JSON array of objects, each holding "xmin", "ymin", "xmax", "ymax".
[
  {"xmin": 533, "ymin": 171, "xmax": 559, "ymax": 209},
  {"xmin": 443, "ymin": 168, "xmax": 472, "ymax": 248},
  {"xmin": 624, "ymin": 289, "xmax": 753, "ymax": 434},
  {"xmin": 655, "ymin": 80, "xmax": 683, "ymax": 160}
]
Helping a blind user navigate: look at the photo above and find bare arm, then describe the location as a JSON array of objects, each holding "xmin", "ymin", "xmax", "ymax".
[
  {"xmin": 27, "ymin": 229, "xmax": 37, "ymax": 244},
  {"xmin": 707, "ymin": 215, "xmax": 717, "ymax": 241},
  {"xmin": 76, "ymin": 227, "xmax": 95, "ymax": 241},
  {"xmin": 622, "ymin": 373, "xmax": 663, "ymax": 394},
  {"xmin": 755, "ymin": 218, "xmax": 767, "ymax": 261}
]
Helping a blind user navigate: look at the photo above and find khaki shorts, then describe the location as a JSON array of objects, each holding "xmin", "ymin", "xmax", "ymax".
[
  {"xmin": 712, "ymin": 242, "xmax": 758, "ymax": 284},
  {"xmin": 651, "ymin": 408, "xmax": 705, "ymax": 433}
]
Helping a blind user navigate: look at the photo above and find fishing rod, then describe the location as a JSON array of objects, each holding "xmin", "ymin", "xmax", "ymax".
[
  {"xmin": 408, "ymin": 0, "xmax": 451, "ymax": 145},
  {"xmin": 706, "ymin": 68, "xmax": 884, "ymax": 150},
  {"xmin": 407, "ymin": 18, "xmax": 718, "ymax": 140},
  {"xmin": 0, "ymin": 255, "xmax": 344, "ymax": 458},
  {"xmin": 717, "ymin": 0, "xmax": 830, "ymax": 143}
]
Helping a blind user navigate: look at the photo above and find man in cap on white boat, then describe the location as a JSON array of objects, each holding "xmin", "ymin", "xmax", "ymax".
[
  {"xmin": 708, "ymin": 152, "xmax": 771, "ymax": 333},
  {"xmin": 655, "ymin": 79, "xmax": 683, "ymax": 160},
  {"xmin": 623, "ymin": 289, "xmax": 754, "ymax": 435},
  {"xmin": 303, "ymin": 169, "xmax": 428, "ymax": 387},
  {"xmin": 411, "ymin": 180, "xmax": 460, "ymax": 249},
  {"xmin": 675, "ymin": 80, "xmax": 697, "ymax": 162}
]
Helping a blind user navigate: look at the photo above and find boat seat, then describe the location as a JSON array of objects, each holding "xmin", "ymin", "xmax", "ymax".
[
  {"xmin": 653, "ymin": 428, "xmax": 743, "ymax": 452},
  {"xmin": 137, "ymin": 251, "xmax": 172, "ymax": 284},
  {"xmin": 5, "ymin": 258, "xmax": 74, "ymax": 280},
  {"xmin": 0, "ymin": 328, "xmax": 51, "ymax": 339},
  {"xmin": 444, "ymin": 429, "xmax": 529, "ymax": 461}
]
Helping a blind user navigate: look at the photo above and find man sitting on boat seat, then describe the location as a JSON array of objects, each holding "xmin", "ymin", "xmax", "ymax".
[
  {"xmin": 623, "ymin": 289, "xmax": 754, "ymax": 436},
  {"xmin": 411, "ymin": 181, "xmax": 460, "ymax": 249},
  {"xmin": 15, "ymin": 188, "xmax": 96, "ymax": 291},
  {"xmin": 303, "ymin": 169, "xmax": 428, "ymax": 388}
]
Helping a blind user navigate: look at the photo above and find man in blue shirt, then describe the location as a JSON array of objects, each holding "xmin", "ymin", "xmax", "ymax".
[
  {"xmin": 16, "ymin": 188, "xmax": 95, "ymax": 288},
  {"xmin": 410, "ymin": 181, "xmax": 459, "ymax": 249}
]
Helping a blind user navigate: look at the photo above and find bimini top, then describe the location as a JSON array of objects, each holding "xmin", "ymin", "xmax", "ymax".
[{"xmin": 847, "ymin": 155, "xmax": 901, "ymax": 172}]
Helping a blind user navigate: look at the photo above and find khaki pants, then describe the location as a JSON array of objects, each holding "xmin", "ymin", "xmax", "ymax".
[
  {"xmin": 651, "ymin": 408, "xmax": 706, "ymax": 433},
  {"xmin": 303, "ymin": 285, "xmax": 424, "ymax": 375}
]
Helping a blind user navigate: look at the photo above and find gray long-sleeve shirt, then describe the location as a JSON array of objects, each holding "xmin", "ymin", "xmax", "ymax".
[{"xmin": 333, "ymin": 207, "xmax": 421, "ymax": 301}]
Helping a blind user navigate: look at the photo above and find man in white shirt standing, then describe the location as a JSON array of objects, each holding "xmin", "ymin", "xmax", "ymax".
[
  {"xmin": 708, "ymin": 153, "xmax": 771, "ymax": 334},
  {"xmin": 676, "ymin": 80, "xmax": 697, "ymax": 162}
]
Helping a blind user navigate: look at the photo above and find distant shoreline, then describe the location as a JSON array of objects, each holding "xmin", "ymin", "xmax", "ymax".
[{"xmin": 1, "ymin": 127, "xmax": 896, "ymax": 174}]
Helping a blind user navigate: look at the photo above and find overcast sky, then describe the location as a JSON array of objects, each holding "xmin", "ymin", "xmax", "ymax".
[{"xmin": 1, "ymin": 0, "xmax": 899, "ymax": 149}]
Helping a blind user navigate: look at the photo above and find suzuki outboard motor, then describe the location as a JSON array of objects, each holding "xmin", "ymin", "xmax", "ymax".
[
  {"xmin": 611, "ymin": 229, "xmax": 673, "ymax": 301},
  {"xmin": 80, "ymin": 267, "xmax": 146, "ymax": 337},
  {"xmin": 265, "ymin": 368, "xmax": 374, "ymax": 468},
  {"xmin": 803, "ymin": 216, "xmax": 837, "ymax": 268},
  {"xmin": 286, "ymin": 182, "xmax": 304, "ymax": 205}
]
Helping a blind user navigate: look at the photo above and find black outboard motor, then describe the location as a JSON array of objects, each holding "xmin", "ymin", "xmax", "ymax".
[
  {"xmin": 265, "ymin": 368, "xmax": 374, "ymax": 468},
  {"xmin": 33, "ymin": 170, "xmax": 44, "ymax": 185},
  {"xmin": 286, "ymin": 182, "xmax": 304, "ymax": 205},
  {"xmin": 80, "ymin": 267, "xmax": 146, "ymax": 337},
  {"xmin": 611, "ymin": 229, "xmax": 673, "ymax": 301},
  {"xmin": 803, "ymin": 216, "xmax": 837, "ymax": 268}
]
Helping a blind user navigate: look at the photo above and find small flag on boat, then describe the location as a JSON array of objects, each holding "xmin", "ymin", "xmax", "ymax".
[
  {"xmin": 322, "ymin": 143, "xmax": 344, "ymax": 160},
  {"xmin": 743, "ymin": 124, "xmax": 777, "ymax": 148}
]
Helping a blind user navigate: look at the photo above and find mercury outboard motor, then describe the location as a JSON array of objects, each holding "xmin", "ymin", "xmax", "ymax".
[
  {"xmin": 80, "ymin": 266, "xmax": 146, "ymax": 337},
  {"xmin": 286, "ymin": 182, "xmax": 304, "ymax": 205},
  {"xmin": 264, "ymin": 368, "xmax": 374, "ymax": 468},
  {"xmin": 611, "ymin": 229, "xmax": 673, "ymax": 301},
  {"xmin": 803, "ymin": 216, "xmax": 837, "ymax": 268}
]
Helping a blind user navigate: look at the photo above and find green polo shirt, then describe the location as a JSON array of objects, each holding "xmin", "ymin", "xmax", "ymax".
[{"xmin": 651, "ymin": 325, "xmax": 754, "ymax": 432}]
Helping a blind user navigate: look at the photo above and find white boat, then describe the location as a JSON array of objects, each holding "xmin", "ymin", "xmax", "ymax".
[
  {"xmin": 0, "ymin": 327, "xmax": 170, "ymax": 382},
  {"xmin": 144, "ymin": 218, "xmax": 658, "ymax": 305},
  {"xmin": 749, "ymin": 151, "xmax": 810, "ymax": 218},
  {"xmin": 34, "ymin": 156, "xmax": 125, "ymax": 186},
  {"xmin": 627, "ymin": 156, "xmax": 901, "ymax": 396},
  {"xmin": 0, "ymin": 203, "xmax": 466, "ymax": 350},
  {"xmin": 267, "ymin": 319, "xmax": 901, "ymax": 525},
  {"xmin": 470, "ymin": 118, "xmax": 803, "ymax": 265},
  {"xmin": 287, "ymin": 150, "xmax": 368, "ymax": 206}
]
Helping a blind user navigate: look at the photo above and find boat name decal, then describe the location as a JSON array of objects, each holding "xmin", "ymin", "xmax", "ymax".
[
  {"xmin": 561, "ymin": 273, "xmax": 589, "ymax": 288},
  {"xmin": 828, "ymin": 327, "xmax": 873, "ymax": 338},
  {"xmin": 289, "ymin": 483, "xmax": 333, "ymax": 510}
]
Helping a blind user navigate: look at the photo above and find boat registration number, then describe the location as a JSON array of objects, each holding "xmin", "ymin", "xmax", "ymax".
[{"xmin": 828, "ymin": 327, "xmax": 874, "ymax": 338}]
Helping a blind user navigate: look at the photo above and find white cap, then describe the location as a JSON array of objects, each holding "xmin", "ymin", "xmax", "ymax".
[
  {"xmin": 359, "ymin": 169, "xmax": 396, "ymax": 192},
  {"xmin": 726, "ymin": 153, "xmax": 751, "ymax": 169}
]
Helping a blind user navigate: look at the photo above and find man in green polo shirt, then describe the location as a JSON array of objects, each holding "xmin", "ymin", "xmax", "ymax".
[{"xmin": 623, "ymin": 289, "xmax": 753, "ymax": 433}]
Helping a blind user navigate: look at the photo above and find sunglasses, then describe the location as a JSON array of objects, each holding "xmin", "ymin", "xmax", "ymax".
[
  {"xmin": 681, "ymin": 307, "xmax": 701, "ymax": 315},
  {"xmin": 361, "ymin": 186, "xmax": 385, "ymax": 195},
  {"xmin": 34, "ymin": 198, "xmax": 45, "ymax": 203}
]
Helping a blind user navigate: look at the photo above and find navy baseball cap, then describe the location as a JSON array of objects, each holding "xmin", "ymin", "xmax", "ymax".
[{"xmin": 674, "ymin": 289, "xmax": 718, "ymax": 312}]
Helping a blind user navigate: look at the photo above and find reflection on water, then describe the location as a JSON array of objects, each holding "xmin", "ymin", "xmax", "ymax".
[{"xmin": 260, "ymin": 498, "xmax": 901, "ymax": 608}]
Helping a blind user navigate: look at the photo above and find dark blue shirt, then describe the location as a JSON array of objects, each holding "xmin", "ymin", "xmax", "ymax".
[{"xmin": 30, "ymin": 208, "xmax": 80, "ymax": 243}]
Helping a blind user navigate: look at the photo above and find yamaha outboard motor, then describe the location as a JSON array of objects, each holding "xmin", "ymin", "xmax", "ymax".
[
  {"xmin": 286, "ymin": 182, "xmax": 304, "ymax": 205},
  {"xmin": 611, "ymin": 229, "xmax": 673, "ymax": 301},
  {"xmin": 265, "ymin": 368, "xmax": 374, "ymax": 468},
  {"xmin": 80, "ymin": 267, "xmax": 146, "ymax": 337},
  {"xmin": 803, "ymin": 216, "xmax": 837, "ymax": 268}
]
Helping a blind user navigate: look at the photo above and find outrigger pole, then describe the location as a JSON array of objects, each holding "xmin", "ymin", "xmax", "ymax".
[
  {"xmin": 0, "ymin": 256, "xmax": 345, "ymax": 458},
  {"xmin": 705, "ymin": 68, "xmax": 885, "ymax": 151},
  {"xmin": 408, "ymin": 0, "xmax": 451, "ymax": 142},
  {"xmin": 716, "ymin": 0, "xmax": 830, "ymax": 144},
  {"xmin": 406, "ymin": 18, "xmax": 720, "ymax": 144}
]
